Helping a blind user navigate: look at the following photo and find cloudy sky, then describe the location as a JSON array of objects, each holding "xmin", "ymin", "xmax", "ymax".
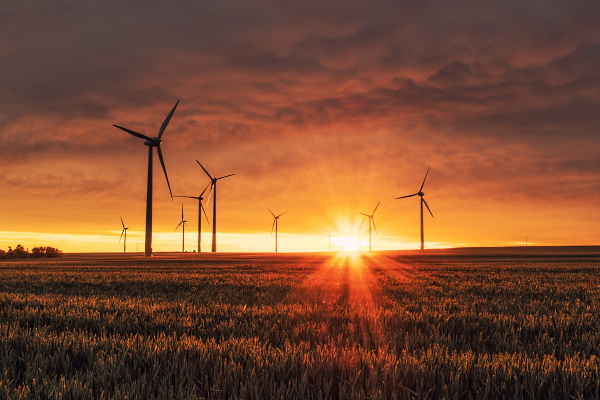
[{"xmin": 0, "ymin": 0, "xmax": 599, "ymax": 252}]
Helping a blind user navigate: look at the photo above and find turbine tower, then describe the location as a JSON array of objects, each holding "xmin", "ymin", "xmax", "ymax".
[
  {"xmin": 174, "ymin": 204, "xmax": 187, "ymax": 252},
  {"xmin": 113, "ymin": 101, "xmax": 178, "ymax": 257},
  {"xmin": 119, "ymin": 217, "xmax": 129, "ymax": 253},
  {"xmin": 358, "ymin": 224, "xmax": 363, "ymax": 252},
  {"xmin": 358, "ymin": 201, "xmax": 380, "ymax": 252},
  {"xmin": 268, "ymin": 209, "xmax": 286, "ymax": 253},
  {"xmin": 174, "ymin": 183, "xmax": 210, "ymax": 252},
  {"xmin": 197, "ymin": 161, "xmax": 235, "ymax": 252},
  {"xmin": 396, "ymin": 167, "xmax": 434, "ymax": 251}
]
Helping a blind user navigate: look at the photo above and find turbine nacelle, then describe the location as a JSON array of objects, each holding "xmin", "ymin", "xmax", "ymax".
[{"xmin": 144, "ymin": 137, "xmax": 162, "ymax": 147}]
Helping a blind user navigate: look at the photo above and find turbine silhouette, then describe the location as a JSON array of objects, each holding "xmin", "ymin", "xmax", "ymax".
[
  {"xmin": 197, "ymin": 161, "xmax": 235, "ymax": 252},
  {"xmin": 113, "ymin": 101, "xmax": 178, "ymax": 257},
  {"xmin": 119, "ymin": 217, "xmax": 129, "ymax": 253},
  {"xmin": 268, "ymin": 209, "xmax": 286, "ymax": 253},
  {"xmin": 174, "ymin": 183, "xmax": 210, "ymax": 252},
  {"xmin": 358, "ymin": 201, "xmax": 380, "ymax": 252},
  {"xmin": 358, "ymin": 224, "xmax": 363, "ymax": 252},
  {"xmin": 396, "ymin": 167, "xmax": 434, "ymax": 250},
  {"xmin": 174, "ymin": 204, "xmax": 187, "ymax": 252}
]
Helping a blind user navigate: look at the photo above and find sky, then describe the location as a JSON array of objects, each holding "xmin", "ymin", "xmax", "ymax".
[{"xmin": 0, "ymin": 0, "xmax": 599, "ymax": 253}]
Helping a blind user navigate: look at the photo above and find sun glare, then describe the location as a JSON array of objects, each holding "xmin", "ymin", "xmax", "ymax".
[{"xmin": 332, "ymin": 235, "xmax": 360, "ymax": 252}]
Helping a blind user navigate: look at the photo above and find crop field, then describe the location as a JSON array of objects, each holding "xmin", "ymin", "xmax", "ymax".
[{"xmin": 1, "ymin": 248, "xmax": 600, "ymax": 399}]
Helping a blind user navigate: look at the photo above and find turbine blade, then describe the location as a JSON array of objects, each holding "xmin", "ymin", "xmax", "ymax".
[
  {"xmin": 200, "ymin": 203, "xmax": 210, "ymax": 224},
  {"xmin": 267, "ymin": 208, "xmax": 276, "ymax": 218},
  {"xmin": 114, "ymin": 125, "xmax": 152, "ymax": 141},
  {"xmin": 157, "ymin": 145, "xmax": 173, "ymax": 198},
  {"xmin": 173, "ymin": 196, "xmax": 199, "ymax": 199},
  {"xmin": 196, "ymin": 160, "xmax": 213, "ymax": 180},
  {"xmin": 396, "ymin": 193, "xmax": 418, "ymax": 199},
  {"xmin": 423, "ymin": 198, "xmax": 434, "ymax": 218},
  {"xmin": 120, "ymin": 216, "xmax": 125, "ymax": 229},
  {"xmin": 158, "ymin": 100, "xmax": 179, "ymax": 138},
  {"xmin": 358, "ymin": 212, "xmax": 369, "ymax": 217},
  {"xmin": 277, "ymin": 211, "xmax": 287, "ymax": 218},
  {"xmin": 205, "ymin": 183, "xmax": 214, "ymax": 206},
  {"xmin": 181, "ymin": 204, "xmax": 184, "ymax": 220},
  {"xmin": 360, "ymin": 216, "xmax": 366, "ymax": 227},
  {"xmin": 372, "ymin": 201, "xmax": 380, "ymax": 215},
  {"xmin": 420, "ymin": 166, "xmax": 431, "ymax": 192},
  {"xmin": 271, "ymin": 218, "xmax": 276, "ymax": 234},
  {"xmin": 175, "ymin": 221, "xmax": 183, "ymax": 231},
  {"xmin": 372, "ymin": 218, "xmax": 378, "ymax": 235},
  {"xmin": 119, "ymin": 229, "xmax": 124, "ymax": 243},
  {"xmin": 217, "ymin": 174, "xmax": 235, "ymax": 180},
  {"xmin": 199, "ymin": 182, "xmax": 211, "ymax": 197}
]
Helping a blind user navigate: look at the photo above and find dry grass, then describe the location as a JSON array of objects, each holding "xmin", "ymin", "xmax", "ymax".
[{"xmin": 0, "ymin": 250, "xmax": 599, "ymax": 399}]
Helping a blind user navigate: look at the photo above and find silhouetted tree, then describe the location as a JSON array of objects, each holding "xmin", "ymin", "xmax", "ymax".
[
  {"xmin": 12, "ymin": 245, "xmax": 29, "ymax": 258},
  {"xmin": 0, "ymin": 245, "xmax": 63, "ymax": 259},
  {"xmin": 31, "ymin": 247, "xmax": 44, "ymax": 258},
  {"xmin": 44, "ymin": 247, "xmax": 63, "ymax": 258}
]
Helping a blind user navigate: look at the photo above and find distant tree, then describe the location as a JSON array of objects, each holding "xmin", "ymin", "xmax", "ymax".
[
  {"xmin": 13, "ymin": 245, "xmax": 29, "ymax": 258},
  {"xmin": 44, "ymin": 247, "xmax": 63, "ymax": 258},
  {"xmin": 0, "ymin": 245, "xmax": 62, "ymax": 259},
  {"xmin": 31, "ymin": 247, "xmax": 45, "ymax": 258}
]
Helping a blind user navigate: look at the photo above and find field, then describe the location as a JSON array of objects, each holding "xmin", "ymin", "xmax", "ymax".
[{"xmin": 1, "ymin": 248, "xmax": 600, "ymax": 399}]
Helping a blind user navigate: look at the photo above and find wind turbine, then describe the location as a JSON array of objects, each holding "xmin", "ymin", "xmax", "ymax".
[
  {"xmin": 174, "ymin": 183, "xmax": 210, "ymax": 252},
  {"xmin": 268, "ymin": 209, "xmax": 286, "ymax": 253},
  {"xmin": 113, "ymin": 101, "xmax": 178, "ymax": 257},
  {"xmin": 396, "ymin": 167, "xmax": 434, "ymax": 251},
  {"xmin": 358, "ymin": 201, "xmax": 380, "ymax": 252},
  {"xmin": 197, "ymin": 161, "xmax": 235, "ymax": 252},
  {"xmin": 174, "ymin": 204, "xmax": 187, "ymax": 252},
  {"xmin": 358, "ymin": 224, "xmax": 363, "ymax": 252},
  {"xmin": 119, "ymin": 217, "xmax": 129, "ymax": 253}
]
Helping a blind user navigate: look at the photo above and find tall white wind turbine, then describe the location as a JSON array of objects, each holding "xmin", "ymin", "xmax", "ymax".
[
  {"xmin": 174, "ymin": 204, "xmax": 187, "ymax": 252},
  {"xmin": 358, "ymin": 201, "xmax": 380, "ymax": 252},
  {"xmin": 268, "ymin": 209, "xmax": 286, "ymax": 253},
  {"xmin": 396, "ymin": 167, "xmax": 434, "ymax": 250},
  {"xmin": 174, "ymin": 183, "xmax": 210, "ymax": 252},
  {"xmin": 119, "ymin": 217, "xmax": 129, "ymax": 253},
  {"xmin": 197, "ymin": 161, "xmax": 234, "ymax": 252},
  {"xmin": 113, "ymin": 101, "xmax": 179, "ymax": 257}
]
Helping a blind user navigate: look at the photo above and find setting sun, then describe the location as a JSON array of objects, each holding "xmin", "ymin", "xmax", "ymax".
[{"xmin": 332, "ymin": 236, "xmax": 361, "ymax": 252}]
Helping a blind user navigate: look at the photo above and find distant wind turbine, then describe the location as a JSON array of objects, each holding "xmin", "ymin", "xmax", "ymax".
[
  {"xmin": 268, "ymin": 209, "xmax": 286, "ymax": 253},
  {"xmin": 197, "ymin": 161, "xmax": 235, "ymax": 252},
  {"xmin": 119, "ymin": 217, "xmax": 129, "ymax": 253},
  {"xmin": 358, "ymin": 201, "xmax": 380, "ymax": 252},
  {"xmin": 113, "ymin": 101, "xmax": 179, "ymax": 257},
  {"xmin": 174, "ymin": 204, "xmax": 187, "ymax": 252},
  {"xmin": 358, "ymin": 224, "xmax": 363, "ymax": 252},
  {"xmin": 396, "ymin": 167, "xmax": 434, "ymax": 251},
  {"xmin": 174, "ymin": 183, "xmax": 210, "ymax": 252}
]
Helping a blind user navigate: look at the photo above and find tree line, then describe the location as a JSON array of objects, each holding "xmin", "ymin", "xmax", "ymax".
[{"xmin": 0, "ymin": 245, "xmax": 63, "ymax": 259}]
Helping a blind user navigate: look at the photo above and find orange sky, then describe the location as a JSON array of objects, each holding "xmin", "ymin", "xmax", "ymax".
[{"xmin": 0, "ymin": 1, "xmax": 599, "ymax": 252}]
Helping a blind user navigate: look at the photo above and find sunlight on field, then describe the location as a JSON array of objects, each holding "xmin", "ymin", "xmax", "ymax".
[{"xmin": 2, "ymin": 252, "xmax": 600, "ymax": 398}]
